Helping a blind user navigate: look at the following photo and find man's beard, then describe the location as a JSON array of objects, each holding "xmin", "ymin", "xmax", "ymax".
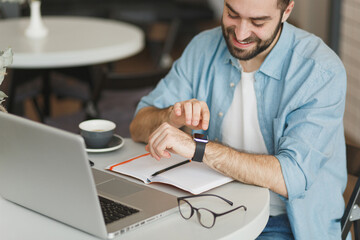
[{"xmin": 221, "ymin": 17, "xmax": 282, "ymax": 61}]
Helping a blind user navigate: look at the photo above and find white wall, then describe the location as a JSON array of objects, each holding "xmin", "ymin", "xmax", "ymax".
[
  {"xmin": 207, "ymin": 0, "xmax": 223, "ymax": 19},
  {"xmin": 340, "ymin": 0, "xmax": 360, "ymax": 144},
  {"xmin": 288, "ymin": 0, "xmax": 331, "ymax": 44}
]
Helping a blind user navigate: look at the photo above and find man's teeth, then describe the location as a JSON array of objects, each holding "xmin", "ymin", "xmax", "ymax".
[{"xmin": 236, "ymin": 39, "xmax": 250, "ymax": 44}]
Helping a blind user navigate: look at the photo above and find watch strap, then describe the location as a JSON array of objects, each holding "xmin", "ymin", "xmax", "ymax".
[{"xmin": 192, "ymin": 141, "xmax": 206, "ymax": 162}]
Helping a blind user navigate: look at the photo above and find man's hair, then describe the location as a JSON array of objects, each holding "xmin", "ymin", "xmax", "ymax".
[{"xmin": 278, "ymin": 0, "xmax": 290, "ymax": 11}]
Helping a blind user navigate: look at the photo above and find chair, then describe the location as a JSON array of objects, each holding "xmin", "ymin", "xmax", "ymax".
[
  {"xmin": 89, "ymin": 0, "xmax": 213, "ymax": 117},
  {"xmin": 6, "ymin": 69, "xmax": 45, "ymax": 121},
  {"xmin": 90, "ymin": 62, "xmax": 170, "ymax": 119},
  {"xmin": 341, "ymin": 143, "xmax": 360, "ymax": 240}
]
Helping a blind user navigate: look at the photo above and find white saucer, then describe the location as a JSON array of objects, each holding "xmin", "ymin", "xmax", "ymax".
[{"xmin": 86, "ymin": 134, "xmax": 124, "ymax": 153}]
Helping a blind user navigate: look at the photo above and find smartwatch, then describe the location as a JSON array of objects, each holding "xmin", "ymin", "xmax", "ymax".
[{"xmin": 192, "ymin": 133, "xmax": 209, "ymax": 162}]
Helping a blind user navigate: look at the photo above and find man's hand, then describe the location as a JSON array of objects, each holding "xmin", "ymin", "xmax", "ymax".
[
  {"xmin": 130, "ymin": 99, "xmax": 209, "ymax": 144},
  {"xmin": 145, "ymin": 122, "xmax": 195, "ymax": 160},
  {"xmin": 169, "ymin": 99, "xmax": 210, "ymax": 131}
]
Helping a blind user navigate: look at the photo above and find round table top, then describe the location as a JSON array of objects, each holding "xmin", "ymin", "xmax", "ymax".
[
  {"xmin": 0, "ymin": 16, "xmax": 145, "ymax": 69},
  {"xmin": 0, "ymin": 138, "xmax": 269, "ymax": 240},
  {"xmin": 89, "ymin": 139, "xmax": 270, "ymax": 240}
]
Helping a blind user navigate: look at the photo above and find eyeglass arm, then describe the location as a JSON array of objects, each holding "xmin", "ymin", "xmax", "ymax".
[
  {"xmin": 215, "ymin": 205, "xmax": 247, "ymax": 217},
  {"xmin": 178, "ymin": 194, "xmax": 234, "ymax": 206}
]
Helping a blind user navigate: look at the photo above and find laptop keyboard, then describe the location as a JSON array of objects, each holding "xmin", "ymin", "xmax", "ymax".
[{"xmin": 99, "ymin": 196, "xmax": 139, "ymax": 224}]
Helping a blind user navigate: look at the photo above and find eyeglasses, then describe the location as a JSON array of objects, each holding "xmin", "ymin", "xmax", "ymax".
[{"xmin": 177, "ymin": 194, "xmax": 247, "ymax": 228}]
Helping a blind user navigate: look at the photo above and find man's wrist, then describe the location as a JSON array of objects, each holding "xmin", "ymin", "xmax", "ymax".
[
  {"xmin": 167, "ymin": 105, "xmax": 183, "ymax": 129},
  {"xmin": 166, "ymin": 106, "xmax": 173, "ymax": 121},
  {"xmin": 166, "ymin": 106, "xmax": 176, "ymax": 127},
  {"xmin": 202, "ymin": 141, "xmax": 222, "ymax": 165},
  {"xmin": 192, "ymin": 133, "xmax": 208, "ymax": 162}
]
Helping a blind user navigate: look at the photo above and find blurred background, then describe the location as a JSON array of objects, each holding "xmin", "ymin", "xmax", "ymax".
[{"xmin": 0, "ymin": 0, "xmax": 350, "ymax": 138}]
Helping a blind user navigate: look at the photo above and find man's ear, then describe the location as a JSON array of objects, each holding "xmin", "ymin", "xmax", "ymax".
[{"xmin": 281, "ymin": 1, "xmax": 295, "ymax": 23}]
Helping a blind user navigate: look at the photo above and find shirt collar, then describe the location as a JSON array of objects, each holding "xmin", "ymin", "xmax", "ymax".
[
  {"xmin": 223, "ymin": 49, "xmax": 242, "ymax": 71},
  {"xmin": 223, "ymin": 22, "xmax": 294, "ymax": 80},
  {"xmin": 259, "ymin": 22, "xmax": 293, "ymax": 80}
]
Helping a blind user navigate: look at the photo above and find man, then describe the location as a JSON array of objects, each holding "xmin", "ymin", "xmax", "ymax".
[{"xmin": 130, "ymin": 0, "xmax": 348, "ymax": 239}]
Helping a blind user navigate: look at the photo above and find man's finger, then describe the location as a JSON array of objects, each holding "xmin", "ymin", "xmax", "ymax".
[
  {"xmin": 184, "ymin": 101, "xmax": 193, "ymax": 125},
  {"xmin": 200, "ymin": 101, "xmax": 210, "ymax": 130},
  {"xmin": 147, "ymin": 127, "xmax": 164, "ymax": 160},
  {"xmin": 156, "ymin": 135, "xmax": 172, "ymax": 159},
  {"xmin": 192, "ymin": 101, "xmax": 201, "ymax": 127},
  {"xmin": 201, "ymin": 111, "xmax": 210, "ymax": 130},
  {"xmin": 173, "ymin": 102, "xmax": 182, "ymax": 116},
  {"xmin": 151, "ymin": 129, "xmax": 169, "ymax": 159}
]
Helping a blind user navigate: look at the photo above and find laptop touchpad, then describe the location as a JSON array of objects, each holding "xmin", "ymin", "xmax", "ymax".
[{"xmin": 97, "ymin": 179, "xmax": 143, "ymax": 199}]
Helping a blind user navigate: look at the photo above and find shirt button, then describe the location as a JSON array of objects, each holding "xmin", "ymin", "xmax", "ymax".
[
  {"xmin": 218, "ymin": 112, "xmax": 223, "ymax": 117},
  {"xmin": 230, "ymin": 82, "xmax": 235, "ymax": 88}
]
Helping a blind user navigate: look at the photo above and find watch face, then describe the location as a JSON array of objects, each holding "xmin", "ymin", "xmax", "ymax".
[{"xmin": 194, "ymin": 133, "xmax": 208, "ymax": 143}]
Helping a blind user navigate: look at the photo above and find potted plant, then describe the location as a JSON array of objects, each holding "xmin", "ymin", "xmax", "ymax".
[{"xmin": 0, "ymin": 48, "xmax": 13, "ymax": 113}]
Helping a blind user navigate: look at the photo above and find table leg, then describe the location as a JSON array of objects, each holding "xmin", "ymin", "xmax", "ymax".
[
  {"xmin": 86, "ymin": 65, "xmax": 104, "ymax": 119},
  {"xmin": 42, "ymin": 70, "xmax": 51, "ymax": 117}
]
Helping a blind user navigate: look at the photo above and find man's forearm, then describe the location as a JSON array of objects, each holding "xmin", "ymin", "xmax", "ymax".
[
  {"xmin": 204, "ymin": 142, "xmax": 288, "ymax": 198},
  {"xmin": 130, "ymin": 106, "xmax": 173, "ymax": 143}
]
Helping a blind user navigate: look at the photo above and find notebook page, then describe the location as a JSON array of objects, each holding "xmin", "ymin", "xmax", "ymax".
[
  {"xmin": 151, "ymin": 162, "xmax": 233, "ymax": 194},
  {"xmin": 107, "ymin": 153, "xmax": 188, "ymax": 183}
]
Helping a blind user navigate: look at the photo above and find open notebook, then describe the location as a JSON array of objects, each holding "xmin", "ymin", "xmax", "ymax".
[{"xmin": 107, "ymin": 153, "xmax": 233, "ymax": 194}]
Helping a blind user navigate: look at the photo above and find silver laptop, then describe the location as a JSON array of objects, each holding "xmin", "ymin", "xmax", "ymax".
[{"xmin": 0, "ymin": 112, "xmax": 178, "ymax": 239}]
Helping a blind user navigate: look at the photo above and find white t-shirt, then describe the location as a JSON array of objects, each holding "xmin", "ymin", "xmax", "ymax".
[{"xmin": 221, "ymin": 70, "xmax": 286, "ymax": 216}]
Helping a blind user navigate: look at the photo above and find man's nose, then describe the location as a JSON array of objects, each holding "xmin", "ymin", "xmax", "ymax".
[{"xmin": 234, "ymin": 20, "xmax": 252, "ymax": 41}]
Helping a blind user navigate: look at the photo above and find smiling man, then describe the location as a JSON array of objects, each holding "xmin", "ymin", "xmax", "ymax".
[{"xmin": 130, "ymin": 0, "xmax": 348, "ymax": 239}]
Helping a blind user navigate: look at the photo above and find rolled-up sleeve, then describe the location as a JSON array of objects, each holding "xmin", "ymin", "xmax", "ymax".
[{"xmin": 274, "ymin": 66, "xmax": 346, "ymax": 201}]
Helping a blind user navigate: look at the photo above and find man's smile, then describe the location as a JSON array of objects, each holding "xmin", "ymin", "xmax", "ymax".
[{"xmin": 231, "ymin": 35, "xmax": 255, "ymax": 49}]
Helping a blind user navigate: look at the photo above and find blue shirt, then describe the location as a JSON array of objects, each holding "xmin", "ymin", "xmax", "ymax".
[{"xmin": 136, "ymin": 22, "xmax": 347, "ymax": 239}]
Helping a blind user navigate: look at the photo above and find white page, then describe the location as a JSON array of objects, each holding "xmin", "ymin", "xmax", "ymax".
[
  {"xmin": 151, "ymin": 161, "xmax": 233, "ymax": 194},
  {"xmin": 107, "ymin": 153, "xmax": 188, "ymax": 183},
  {"xmin": 107, "ymin": 153, "xmax": 233, "ymax": 194}
]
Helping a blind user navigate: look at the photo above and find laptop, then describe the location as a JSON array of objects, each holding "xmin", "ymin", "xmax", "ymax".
[{"xmin": 0, "ymin": 112, "xmax": 178, "ymax": 239}]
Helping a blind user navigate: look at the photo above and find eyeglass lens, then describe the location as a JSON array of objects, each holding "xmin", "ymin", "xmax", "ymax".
[
  {"xmin": 179, "ymin": 199, "xmax": 215, "ymax": 228},
  {"xmin": 197, "ymin": 208, "xmax": 215, "ymax": 228},
  {"xmin": 178, "ymin": 199, "xmax": 192, "ymax": 219}
]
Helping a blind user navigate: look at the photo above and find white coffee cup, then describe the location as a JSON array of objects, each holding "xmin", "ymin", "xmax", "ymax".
[{"xmin": 79, "ymin": 119, "xmax": 116, "ymax": 149}]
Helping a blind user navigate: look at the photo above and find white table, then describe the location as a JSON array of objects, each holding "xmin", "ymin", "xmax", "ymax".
[
  {"xmin": 0, "ymin": 16, "xmax": 144, "ymax": 68},
  {"xmin": 0, "ymin": 139, "xmax": 269, "ymax": 240},
  {"xmin": 0, "ymin": 16, "xmax": 144, "ymax": 118}
]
